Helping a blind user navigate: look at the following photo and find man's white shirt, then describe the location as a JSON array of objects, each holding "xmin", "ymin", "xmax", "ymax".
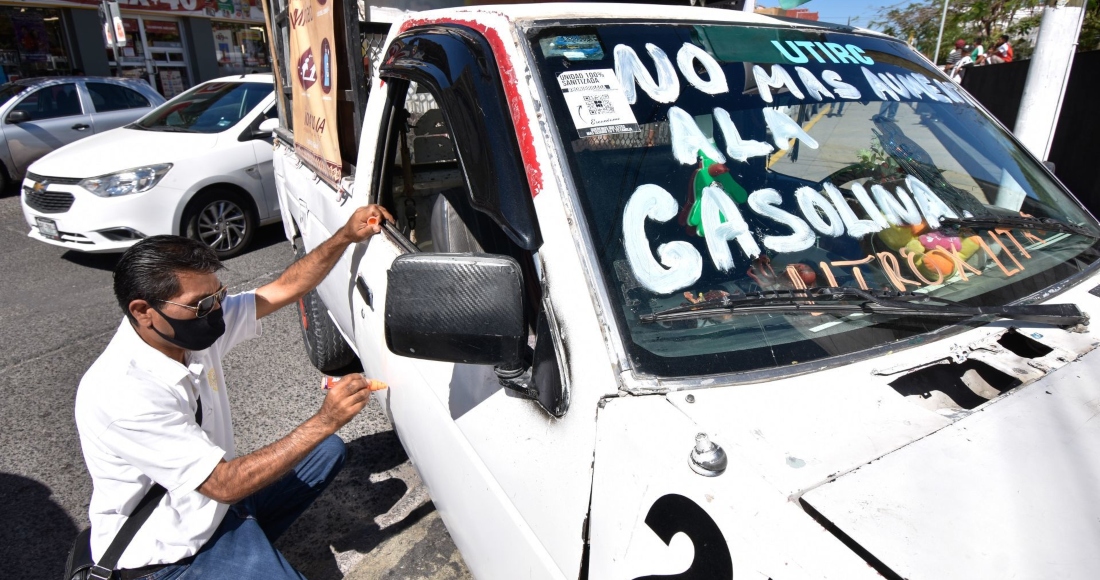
[{"xmin": 75, "ymin": 292, "xmax": 261, "ymax": 568}]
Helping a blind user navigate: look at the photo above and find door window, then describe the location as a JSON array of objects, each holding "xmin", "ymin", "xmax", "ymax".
[
  {"xmin": 86, "ymin": 82, "xmax": 150, "ymax": 112},
  {"xmin": 375, "ymin": 80, "xmax": 542, "ymax": 322},
  {"xmin": 12, "ymin": 83, "xmax": 81, "ymax": 121}
]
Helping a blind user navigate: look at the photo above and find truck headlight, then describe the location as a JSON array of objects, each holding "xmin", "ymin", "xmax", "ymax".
[{"xmin": 80, "ymin": 164, "xmax": 172, "ymax": 197}]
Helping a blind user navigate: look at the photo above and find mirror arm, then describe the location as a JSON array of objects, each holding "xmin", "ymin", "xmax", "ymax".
[
  {"xmin": 494, "ymin": 347, "xmax": 536, "ymax": 399},
  {"xmin": 495, "ymin": 367, "xmax": 538, "ymax": 400}
]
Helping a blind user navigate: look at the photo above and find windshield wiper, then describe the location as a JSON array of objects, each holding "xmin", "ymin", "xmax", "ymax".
[
  {"xmin": 145, "ymin": 125, "xmax": 194, "ymax": 133},
  {"xmin": 126, "ymin": 123, "xmax": 147, "ymax": 131},
  {"xmin": 640, "ymin": 288, "xmax": 1087, "ymax": 326},
  {"xmin": 940, "ymin": 215, "xmax": 1099, "ymax": 239}
]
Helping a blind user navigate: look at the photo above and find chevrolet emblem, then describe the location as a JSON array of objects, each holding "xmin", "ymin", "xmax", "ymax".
[{"xmin": 32, "ymin": 180, "xmax": 47, "ymax": 192}]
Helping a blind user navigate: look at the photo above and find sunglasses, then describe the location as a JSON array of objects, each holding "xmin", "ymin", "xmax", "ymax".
[{"xmin": 158, "ymin": 286, "xmax": 228, "ymax": 318}]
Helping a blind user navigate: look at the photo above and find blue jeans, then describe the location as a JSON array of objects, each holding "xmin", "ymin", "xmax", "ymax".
[{"xmin": 142, "ymin": 434, "xmax": 346, "ymax": 580}]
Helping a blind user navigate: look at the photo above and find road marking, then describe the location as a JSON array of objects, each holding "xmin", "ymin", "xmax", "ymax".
[{"xmin": 768, "ymin": 103, "xmax": 831, "ymax": 169}]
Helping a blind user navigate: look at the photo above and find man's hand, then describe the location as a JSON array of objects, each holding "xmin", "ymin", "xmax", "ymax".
[
  {"xmin": 198, "ymin": 374, "xmax": 387, "ymax": 505},
  {"xmin": 256, "ymin": 203, "xmax": 393, "ymax": 319},
  {"xmin": 316, "ymin": 374, "xmax": 386, "ymax": 434},
  {"xmin": 338, "ymin": 204, "xmax": 394, "ymax": 244}
]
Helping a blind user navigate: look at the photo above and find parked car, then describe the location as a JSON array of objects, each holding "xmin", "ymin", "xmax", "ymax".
[
  {"xmin": 0, "ymin": 76, "xmax": 164, "ymax": 189},
  {"xmin": 20, "ymin": 74, "xmax": 277, "ymax": 259}
]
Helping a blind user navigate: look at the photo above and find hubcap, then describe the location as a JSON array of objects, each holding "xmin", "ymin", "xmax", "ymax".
[{"xmin": 197, "ymin": 200, "xmax": 247, "ymax": 252}]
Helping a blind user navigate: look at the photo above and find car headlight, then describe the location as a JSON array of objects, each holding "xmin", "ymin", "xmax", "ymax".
[{"xmin": 80, "ymin": 164, "xmax": 173, "ymax": 197}]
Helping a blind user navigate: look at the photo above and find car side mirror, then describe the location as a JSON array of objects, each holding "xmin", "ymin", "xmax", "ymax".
[
  {"xmin": 252, "ymin": 117, "xmax": 279, "ymax": 139},
  {"xmin": 1043, "ymin": 160, "xmax": 1056, "ymax": 173},
  {"xmin": 7, "ymin": 110, "xmax": 29, "ymax": 124},
  {"xmin": 385, "ymin": 253, "xmax": 526, "ymax": 368}
]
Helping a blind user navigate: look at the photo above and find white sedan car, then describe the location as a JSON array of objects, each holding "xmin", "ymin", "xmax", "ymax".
[{"xmin": 20, "ymin": 74, "xmax": 277, "ymax": 258}]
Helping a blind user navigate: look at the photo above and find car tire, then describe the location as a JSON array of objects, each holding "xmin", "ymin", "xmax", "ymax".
[
  {"xmin": 182, "ymin": 188, "xmax": 257, "ymax": 259},
  {"xmin": 294, "ymin": 245, "xmax": 359, "ymax": 374}
]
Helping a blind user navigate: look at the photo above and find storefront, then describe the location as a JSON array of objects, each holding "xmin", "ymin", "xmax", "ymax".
[
  {"xmin": 211, "ymin": 21, "xmax": 269, "ymax": 76},
  {"xmin": 107, "ymin": 16, "xmax": 192, "ymax": 98},
  {"xmin": 0, "ymin": 6, "xmax": 75, "ymax": 81},
  {"xmin": 0, "ymin": 0, "xmax": 271, "ymax": 98}
]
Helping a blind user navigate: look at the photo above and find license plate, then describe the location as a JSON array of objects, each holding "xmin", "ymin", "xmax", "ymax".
[{"xmin": 36, "ymin": 217, "xmax": 59, "ymax": 240}]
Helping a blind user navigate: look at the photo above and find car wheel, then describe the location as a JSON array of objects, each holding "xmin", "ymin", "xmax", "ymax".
[
  {"xmin": 183, "ymin": 189, "xmax": 256, "ymax": 259},
  {"xmin": 294, "ymin": 244, "xmax": 359, "ymax": 374}
]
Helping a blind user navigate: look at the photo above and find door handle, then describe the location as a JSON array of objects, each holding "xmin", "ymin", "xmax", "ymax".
[
  {"xmin": 71, "ymin": 123, "xmax": 89, "ymax": 131},
  {"xmin": 356, "ymin": 275, "xmax": 373, "ymax": 310}
]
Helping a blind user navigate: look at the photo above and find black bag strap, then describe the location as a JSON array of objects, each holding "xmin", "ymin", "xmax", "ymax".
[
  {"xmin": 91, "ymin": 396, "xmax": 203, "ymax": 575},
  {"xmin": 94, "ymin": 483, "xmax": 167, "ymax": 572}
]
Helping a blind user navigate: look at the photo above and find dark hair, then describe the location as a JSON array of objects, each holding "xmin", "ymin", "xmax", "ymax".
[
  {"xmin": 114, "ymin": 236, "xmax": 223, "ymax": 321},
  {"xmin": 1000, "ymin": 34, "xmax": 1010, "ymax": 41}
]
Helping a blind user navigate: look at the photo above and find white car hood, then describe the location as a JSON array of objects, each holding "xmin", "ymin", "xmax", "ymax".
[{"xmin": 29, "ymin": 127, "xmax": 220, "ymax": 179}]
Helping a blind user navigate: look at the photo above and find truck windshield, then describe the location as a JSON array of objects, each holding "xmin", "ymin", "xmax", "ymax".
[
  {"xmin": 528, "ymin": 23, "xmax": 1100, "ymax": 378},
  {"xmin": 135, "ymin": 81, "xmax": 270, "ymax": 133}
]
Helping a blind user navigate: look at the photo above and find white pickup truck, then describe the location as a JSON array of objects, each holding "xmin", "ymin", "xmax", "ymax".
[{"xmin": 265, "ymin": 4, "xmax": 1100, "ymax": 579}]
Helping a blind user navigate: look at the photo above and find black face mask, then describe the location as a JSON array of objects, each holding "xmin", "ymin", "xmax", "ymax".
[{"xmin": 150, "ymin": 305, "xmax": 226, "ymax": 351}]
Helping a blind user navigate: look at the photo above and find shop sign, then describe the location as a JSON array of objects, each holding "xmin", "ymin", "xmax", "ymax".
[
  {"xmin": 7, "ymin": 0, "xmax": 265, "ymax": 23},
  {"xmin": 287, "ymin": 0, "xmax": 340, "ymax": 185}
]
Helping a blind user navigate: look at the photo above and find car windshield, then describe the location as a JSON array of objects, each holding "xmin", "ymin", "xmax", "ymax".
[
  {"xmin": 135, "ymin": 81, "xmax": 269, "ymax": 133},
  {"xmin": 0, "ymin": 83, "xmax": 28, "ymax": 108},
  {"xmin": 528, "ymin": 23, "xmax": 1100, "ymax": 378}
]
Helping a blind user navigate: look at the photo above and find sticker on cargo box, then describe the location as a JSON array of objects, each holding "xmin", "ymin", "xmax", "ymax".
[{"xmin": 557, "ymin": 69, "xmax": 640, "ymax": 137}]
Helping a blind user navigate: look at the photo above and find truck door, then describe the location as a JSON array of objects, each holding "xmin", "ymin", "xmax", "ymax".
[
  {"xmin": 349, "ymin": 25, "xmax": 593, "ymax": 579},
  {"xmin": 353, "ymin": 74, "xmax": 565, "ymax": 580}
]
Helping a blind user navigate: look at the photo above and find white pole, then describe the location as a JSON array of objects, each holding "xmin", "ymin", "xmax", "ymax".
[
  {"xmin": 1015, "ymin": 0, "xmax": 1087, "ymax": 160},
  {"xmin": 742, "ymin": 0, "xmax": 757, "ymax": 12},
  {"xmin": 934, "ymin": 0, "xmax": 950, "ymax": 65},
  {"xmin": 101, "ymin": 0, "xmax": 121, "ymax": 75}
]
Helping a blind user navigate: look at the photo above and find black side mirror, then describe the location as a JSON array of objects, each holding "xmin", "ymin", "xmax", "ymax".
[
  {"xmin": 385, "ymin": 253, "xmax": 526, "ymax": 367},
  {"xmin": 7, "ymin": 110, "xmax": 29, "ymax": 124}
]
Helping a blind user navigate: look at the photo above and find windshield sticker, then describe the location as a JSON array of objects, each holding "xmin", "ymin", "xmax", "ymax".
[
  {"xmin": 771, "ymin": 40, "xmax": 875, "ymax": 66},
  {"xmin": 540, "ymin": 35, "xmax": 605, "ymax": 61},
  {"xmin": 557, "ymin": 69, "xmax": 641, "ymax": 137}
]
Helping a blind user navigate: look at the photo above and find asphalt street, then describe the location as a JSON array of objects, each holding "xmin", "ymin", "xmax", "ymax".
[{"xmin": 0, "ymin": 187, "xmax": 471, "ymax": 579}]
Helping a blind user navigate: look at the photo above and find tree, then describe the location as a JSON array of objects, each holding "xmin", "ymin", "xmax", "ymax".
[
  {"xmin": 872, "ymin": 0, "xmax": 1043, "ymax": 63},
  {"xmin": 1079, "ymin": 2, "xmax": 1100, "ymax": 51}
]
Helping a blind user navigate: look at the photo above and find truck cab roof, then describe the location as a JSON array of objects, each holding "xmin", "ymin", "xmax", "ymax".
[{"xmin": 394, "ymin": 2, "xmax": 873, "ymax": 35}]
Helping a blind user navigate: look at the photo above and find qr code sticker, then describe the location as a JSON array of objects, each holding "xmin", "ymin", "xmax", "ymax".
[{"xmin": 583, "ymin": 94, "xmax": 615, "ymax": 115}]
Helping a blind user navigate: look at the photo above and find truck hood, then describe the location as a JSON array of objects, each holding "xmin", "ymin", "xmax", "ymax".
[
  {"xmin": 798, "ymin": 344, "xmax": 1100, "ymax": 580},
  {"xmin": 667, "ymin": 320, "xmax": 1100, "ymax": 579},
  {"xmin": 29, "ymin": 127, "xmax": 219, "ymax": 179}
]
